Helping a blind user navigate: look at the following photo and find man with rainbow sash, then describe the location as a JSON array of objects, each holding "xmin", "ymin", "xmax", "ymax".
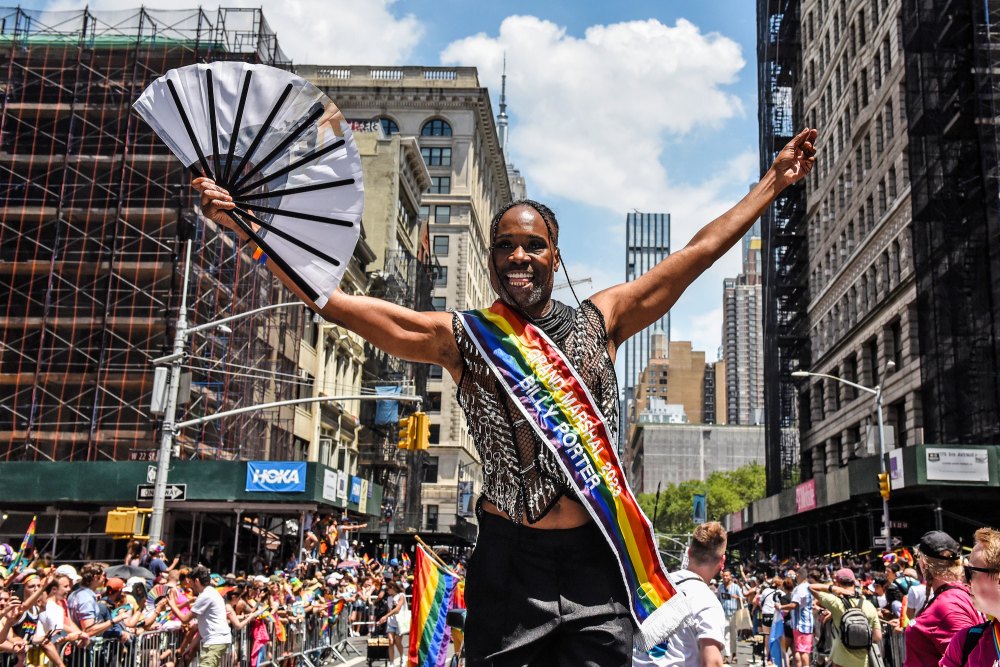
[{"xmin": 193, "ymin": 127, "xmax": 818, "ymax": 665}]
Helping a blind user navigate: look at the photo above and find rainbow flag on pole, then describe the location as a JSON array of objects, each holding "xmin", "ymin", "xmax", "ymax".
[
  {"xmin": 408, "ymin": 544, "xmax": 460, "ymax": 667},
  {"xmin": 9, "ymin": 515, "xmax": 36, "ymax": 575}
]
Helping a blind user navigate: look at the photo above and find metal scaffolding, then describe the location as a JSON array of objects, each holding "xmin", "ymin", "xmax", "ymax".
[
  {"xmin": 0, "ymin": 6, "xmax": 304, "ymax": 462},
  {"xmin": 902, "ymin": 0, "xmax": 1000, "ymax": 444},
  {"xmin": 757, "ymin": 0, "xmax": 808, "ymax": 494}
]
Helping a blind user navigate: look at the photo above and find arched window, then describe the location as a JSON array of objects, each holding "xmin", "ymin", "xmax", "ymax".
[
  {"xmin": 380, "ymin": 117, "xmax": 399, "ymax": 136},
  {"xmin": 421, "ymin": 118, "xmax": 452, "ymax": 137}
]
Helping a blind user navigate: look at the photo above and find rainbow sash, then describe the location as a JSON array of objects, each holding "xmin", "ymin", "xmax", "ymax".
[{"xmin": 458, "ymin": 302, "xmax": 690, "ymax": 650}]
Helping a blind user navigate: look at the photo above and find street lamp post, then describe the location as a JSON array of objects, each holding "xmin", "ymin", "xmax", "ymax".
[
  {"xmin": 147, "ymin": 237, "xmax": 308, "ymax": 544},
  {"xmin": 791, "ymin": 364, "xmax": 894, "ymax": 552}
]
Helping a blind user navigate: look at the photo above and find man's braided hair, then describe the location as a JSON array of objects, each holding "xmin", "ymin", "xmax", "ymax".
[{"xmin": 489, "ymin": 199, "xmax": 560, "ymax": 247}]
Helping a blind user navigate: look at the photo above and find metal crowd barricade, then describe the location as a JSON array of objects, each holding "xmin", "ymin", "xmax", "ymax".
[
  {"xmin": 881, "ymin": 627, "xmax": 907, "ymax": 667},
  {"xmin": 0, "ymin": 607, "xmax": 355, "ymax": 667}
]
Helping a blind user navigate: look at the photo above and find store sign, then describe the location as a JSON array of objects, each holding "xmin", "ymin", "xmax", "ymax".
[
  {"xmin": 926, "ymin": 447, "xmax": 990, "ymax": 483},
  {"xmin": 246, "ymin": 461, "xmax": 306, "ymax": 493},
  {"xmin": 337, "ymin": 470, "xmax": 348, "ymax": 500},
  {"xmin": 889, "ymin": 449, "xmax": 905, "ymax": 488},
  {"xmin": 795, "ymin": 479, "xmax": 817, "ymax": 512},
  {"xmin": 322, "ymin": 469, "xmax": 338, "ymax": 503},
  {"xmin": 359, "ymin": 479, "xmax": 369, "ymax": 514},
  {"xmin": 349, "ymin": 476, "xmax": 362, "ymax": 504}
]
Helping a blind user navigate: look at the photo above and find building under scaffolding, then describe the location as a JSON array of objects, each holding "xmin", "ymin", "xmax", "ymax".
[
  {"xmin": 757, "ymin": 0, "xmax": 808, "ymax": 495},
  {"xmin": 739, "ymin": 0, "xmax": 1000, "ymax": 551},
  {"xmin": 0, "ymin": 6, "xmax": 304, "ymax": 463},
  {"xmin": 903, "ymin": 0, "xmax": 1000, "ymax": 444}
]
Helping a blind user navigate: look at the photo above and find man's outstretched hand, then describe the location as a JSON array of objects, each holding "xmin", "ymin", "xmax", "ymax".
[{"xmin": 771, "ymin": 128, "xmax": 818, "ymax": 189}]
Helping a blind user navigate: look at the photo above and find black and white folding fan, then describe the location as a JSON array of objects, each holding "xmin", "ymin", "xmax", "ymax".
[{"xmin": 133, "ymin": 62, "xmax": 364, "ymax": 309}]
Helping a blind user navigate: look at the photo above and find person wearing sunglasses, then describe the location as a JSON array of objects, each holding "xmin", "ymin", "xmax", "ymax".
[
  {"xmin": 940, "ymin": 528, "xmax": 1000, "ymax": 667},
  {"xmin": 902, "ymin": 531, "xmax": 983, "ymax": 667}
]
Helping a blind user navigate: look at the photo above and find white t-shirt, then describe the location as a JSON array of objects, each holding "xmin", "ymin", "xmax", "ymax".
[
  {"xmin": 635, "ymin": 569, "xmax": 726, "ymax": 667},
  {"xmin": 759, "ymin": 587, "xmax": 779, "ymax": 616},
  {"xmin": 33, "ymin": 600, "xmax": 65, "ymax": 643},
  {"xmin": 191, "ymin": 586, "xmax": 231, "ymax": 645},
  {"xmin": 907, "ymin": 582, "xmax": 928, "ymax": 615}
]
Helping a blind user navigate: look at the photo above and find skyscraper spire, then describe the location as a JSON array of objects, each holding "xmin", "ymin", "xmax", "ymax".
[{"xmin": 497, "ymin": 53, "xmax": 509, "ymax": 160}]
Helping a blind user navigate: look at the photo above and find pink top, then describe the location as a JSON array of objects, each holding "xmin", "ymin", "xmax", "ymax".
[
  {"xmin": 940, "ymin": 622, "xmax": 996, "ymax": 667},
  {"xmin": 904, "ymin": 584, "xmax": 983, "ymax": 667}
]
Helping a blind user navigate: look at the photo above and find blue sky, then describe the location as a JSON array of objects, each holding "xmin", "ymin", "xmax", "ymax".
[{"xmin": 32, "ymin": 0, "xmax": 762, "ymax": 361}]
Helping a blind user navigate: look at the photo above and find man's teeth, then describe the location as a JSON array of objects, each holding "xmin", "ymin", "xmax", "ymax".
[{"xmin": 507, "ymin": 272, "xmax": 533, "ymax": 285}]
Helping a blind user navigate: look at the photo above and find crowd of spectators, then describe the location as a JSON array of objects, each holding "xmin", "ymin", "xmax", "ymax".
[
  {"xmin": 0, "ymin": 514, "xmax": 432, "ymax": 667},
  {"xmin": 694, "ymin": 527, "xmax": 1000, "ymax": 667}
]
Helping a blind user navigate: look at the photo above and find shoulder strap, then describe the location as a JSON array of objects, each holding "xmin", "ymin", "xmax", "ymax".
[
  {"xmin": 674, "ymin": 576, "xmax": 703, "ymax": 587},
  {"xmin": 959, "ymin": 622, "xmax": 991, "ymax": 667}
]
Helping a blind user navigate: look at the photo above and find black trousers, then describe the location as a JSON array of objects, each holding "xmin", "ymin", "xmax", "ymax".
[{"xmin": 464, "ymin": 509, "xmax": 634, "ymax": 666}]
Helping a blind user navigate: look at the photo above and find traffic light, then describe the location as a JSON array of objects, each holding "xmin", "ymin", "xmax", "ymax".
[
  {"xmin": 105, "ymin": 507, "xmax": 152, "ymax": 538},
  {"xmin": 413, "ymin": 412, "xmax": 430, "ymax": 451},
  {"xmin": 397, "ymin": 415, "xmax": 415, "ymax": 450},
  {"xmin": 878, "ymin": 472, "xmax": 891, "ymax": 500}
]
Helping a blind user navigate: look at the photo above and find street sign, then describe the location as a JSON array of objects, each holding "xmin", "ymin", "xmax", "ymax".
[
  {"xmin": 872, "ymin": 535, "xmax": 902, "ymax": 548},
  {"xmin": 146, "ymin": 465, "xmax": 157, "ymax": 484},
  {"xmin": 136, "ymin": 484, "xmax": 186, "ymax": 502}
]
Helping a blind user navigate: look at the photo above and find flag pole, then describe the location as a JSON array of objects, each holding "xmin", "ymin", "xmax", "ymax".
[{"xmin": 414, "ymin": 535, "xmax": 458, "ymax": 574}]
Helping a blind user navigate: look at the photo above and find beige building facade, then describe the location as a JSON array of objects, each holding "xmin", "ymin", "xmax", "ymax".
[{"xmin": 298, "ymin": 66, "xmax": 512, "ymax": 536}]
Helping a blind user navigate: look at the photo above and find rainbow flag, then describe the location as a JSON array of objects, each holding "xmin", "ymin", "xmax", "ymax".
[
  {"xmin": 9, "ymin": 515, "xmax": 36, "ymax": 574},
  {"xmin": 408, "ymin": 544, "xmax": 460, "ymax": 667},
  {"xmin": 401, "ymin": 553, "xmax": 411, "ymax": 568}
]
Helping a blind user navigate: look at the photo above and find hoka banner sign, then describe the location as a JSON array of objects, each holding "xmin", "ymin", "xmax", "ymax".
[{"xmin": 246, "ymin": 462, "xmax": 307, "ymax": 493}]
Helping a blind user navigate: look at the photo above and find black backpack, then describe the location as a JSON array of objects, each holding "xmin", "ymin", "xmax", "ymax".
[{"xmin": 837, "ymin": 597, "xmax": 873, "ymax": 650}]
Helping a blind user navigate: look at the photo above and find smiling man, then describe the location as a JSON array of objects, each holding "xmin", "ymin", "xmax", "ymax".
[{"xmin": 194, "ymin": 126, "xmax": 816, "ymax": 665}]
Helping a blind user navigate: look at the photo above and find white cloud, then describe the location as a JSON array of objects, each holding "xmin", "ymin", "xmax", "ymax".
[
  {"xmin": 440, "ymin": 15, "xmax": 746, "ymax": 215},
  {"xmin": 41, "ymin": 0, "xmax": 424, "ymax": 64}
]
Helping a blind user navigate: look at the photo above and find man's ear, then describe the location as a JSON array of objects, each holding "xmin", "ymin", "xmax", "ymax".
[{"xmin": 555, "ymin": 248, "xmax": 562, "ymax": 272}]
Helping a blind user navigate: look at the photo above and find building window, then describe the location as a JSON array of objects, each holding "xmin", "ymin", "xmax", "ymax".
[
  {"xmin": 421, "ymin": 119, "xmax": 452, "ymax": 136},
  {"xmin": 429, "ymin": 176, "xmax": 451, "ymax": 194},
  {"xmin": 434, "ymin": 206, "xmax": 452, "ymax": 224},
  {"xmin": 866, "ymin": 337, "xmax": 880, "ymax": 386},
  {"xmin": 429, "ymin": 366, "xmax": 442, "ymax": 379},
  {"xmin": 421, "ymin": 147, "xmax": 452, "ymax": 166},
  {"xmin": 428, "ymin": 392, "xmax": 442, "ymax": 413},
  {"xmin": 424, "ymin": 457, "xmax": 439, "ymax": 483},
  {"xmin": 434, "ymin": 266, "xmax": 448, "ymax": 287},
  {"xmin": 380, "ymin": 117, "xmax": 399, "ymax": 136},
  {"xmin": 419, "ymin": 205, "xmax": 430, "ymax": 222},
  {"xmin": 431, "ymin": 296, "xmax": 447, "ymax": 311},
  {"xmin": 429, "ymin": 424, "xmax": 440, "ymax": 444},
  {"xmin": 432, "ymin": 235, "xmax": 449, "ymax": 255},
  {"xmin": 890, "ymin": 319, "xmax": 903, "ymax": 368},
  {"xmin": 426, "ymin": 504, "xmax": 439, "ymax": 531}
]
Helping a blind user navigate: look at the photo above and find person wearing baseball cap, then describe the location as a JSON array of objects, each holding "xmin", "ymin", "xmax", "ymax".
[
  {"xmin": 810, "ymin": 567, "xmax": 881, "ymax": 667},
  {"xmin": 902, "ymin": 531, "xmax": 982, "ymax": 667},
  {"xmin": 941, "ymin": 528, "xmax": 1000, "ymax": 667}
]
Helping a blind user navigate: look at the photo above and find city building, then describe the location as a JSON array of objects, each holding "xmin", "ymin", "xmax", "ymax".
[
  {"xmin": 625, "ymin": 339, "xmax": 724, "ymax": 480},
  {"xmin": 0, "ymin": 7, "xmax": 384, "ymax": 567},
  {"xmin": 298, "ymin": 65, "xmax": 513, "ymax": 542},
  {"xmin": 722, "ymin": 237, "xmax": 765, "ymax": 425},
  {"xmin": 622, "ymin": 211, "xmax": 671, "ymax": 446},
  {"xmin": 743, "ymin": 0, "xmax": 1000, "ymax": 554},
  {"xmin": 628, "ymin": 423, "xmax": 766, "ymax": 492}
]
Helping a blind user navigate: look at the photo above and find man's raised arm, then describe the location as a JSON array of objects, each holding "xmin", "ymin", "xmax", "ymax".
[
  {"xmin": 192, "ymin": 178, "xmax": 462, "ymax": 380},
  {"xmin": 591, "ymin": 128, "xmax": 818, "ymax": 350}
]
